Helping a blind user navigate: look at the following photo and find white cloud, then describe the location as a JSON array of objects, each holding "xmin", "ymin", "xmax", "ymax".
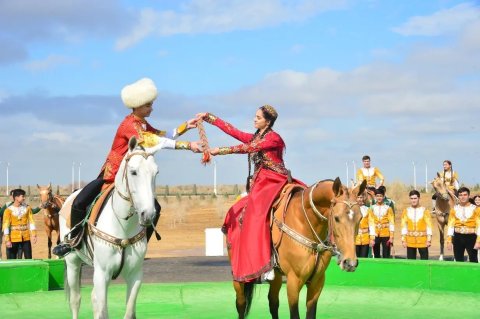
[
  {"xmin": 392, "ymin": 2, "xmax": 480, "ymax": 36},
  {"xmin": 116, "ymin": 0, "xmax": 348, "ymax": 50},
  {"xmin": 23, "ymin": 54, "xmax": 76, "ymax": 71},
  {"xmin": 29, "ymin": 132, "xmax": 72, "ymax": 143}
]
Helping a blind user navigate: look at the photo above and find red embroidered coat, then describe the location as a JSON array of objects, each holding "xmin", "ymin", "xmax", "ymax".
[
  {"xmin": 100, "ymin": 114, "xmax": 190, "ymax": 183},
  {"xmin": 205, "ymin": 113, "xmax": 305, "ymax": 282}
]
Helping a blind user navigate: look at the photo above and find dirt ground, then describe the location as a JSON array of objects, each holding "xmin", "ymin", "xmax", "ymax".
[{"xmin": 1, "ymin": 194, "xmax": 453, "ymax": 260}]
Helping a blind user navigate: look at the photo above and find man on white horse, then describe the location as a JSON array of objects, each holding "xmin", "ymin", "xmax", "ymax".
[{"xmin": 53, "ymin": 78, "xmax": 201, "ymax": 257}]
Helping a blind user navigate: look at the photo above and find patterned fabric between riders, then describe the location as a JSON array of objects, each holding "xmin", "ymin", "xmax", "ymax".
[{"xmin": 203, "ymin": 112, "xmax": 306, "ymax": 282}]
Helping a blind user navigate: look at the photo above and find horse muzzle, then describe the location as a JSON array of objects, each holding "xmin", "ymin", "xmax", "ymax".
[{"xmin": 339, "ymin": 258, "xmax": 358, "ymax": 272}]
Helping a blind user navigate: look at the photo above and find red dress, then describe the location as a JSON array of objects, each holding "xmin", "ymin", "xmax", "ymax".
[{"xmin": 205, "ymin": 113, "xmax": 305, "ymax": 282}]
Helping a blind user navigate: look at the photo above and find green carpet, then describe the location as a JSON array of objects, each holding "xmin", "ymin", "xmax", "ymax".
[{"xmin": 1, "ymin": 281, "xmax": 478, "ymax": 318}]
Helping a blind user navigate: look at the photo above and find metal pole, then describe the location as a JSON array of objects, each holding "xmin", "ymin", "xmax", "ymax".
[
  {"xmin": 78, "ymin": 162, "xmax": 82, "ymax": 189},
  {"xmin": 72, "ymin": 161, "xmax": 75, "ymax": 192},
  {"xmin": 412, "ymin": 161, "xmax": 416, "ymax": 190},
  {"xmin": 346, "ymin": 162, "xmax": 349, "ymax": 186},
  {"xmin": 213, "ymin": 159, "xmax": 217, "ymax": 196},
  {"xmin": 352, "ymin": 160, "xmax": 356, "ymax": 184},
  {"xmin": 6, "ymin": 162, "xmax": 10, "ymax": 195},
  {"xmin": 425, "ymin": 161, "xmax": 428, "ymax": 192}
]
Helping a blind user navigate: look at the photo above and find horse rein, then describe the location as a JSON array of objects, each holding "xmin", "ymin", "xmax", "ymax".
[{"xmin": 301, "ymin": 182, "xmax": 358, "ymax": 256}]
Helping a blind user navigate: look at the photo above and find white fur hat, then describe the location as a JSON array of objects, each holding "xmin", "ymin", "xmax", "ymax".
[{"xmin": 121, "ymin": 78, "xmax": 158, "ymax": 109}]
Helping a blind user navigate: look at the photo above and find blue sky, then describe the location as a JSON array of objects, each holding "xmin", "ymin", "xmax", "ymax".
[{"xmin": 1, "ymin": 0, "xmax": 479, "ymax": 189}]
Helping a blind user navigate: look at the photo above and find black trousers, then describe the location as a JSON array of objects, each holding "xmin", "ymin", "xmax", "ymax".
[
  {"xmin": 453, "ymin": 233, "xmax": 478, "ymax": 263},
  {"xmin": 407, "ymin": 247, "xmax": 428, "ymax": 260},
  {"xmin": 7, "ymin": 241, "xmax": 32, "ymax": 259},
  {"xmin": 373, "ymin": 237, "xmax": 391, "ymax": 258},
  {"xmin": 356, "ymin": 244, "xmax": 369, "ymax": 258},
  {"xmin": 70, "ymin": 178, "xmax": 105, "ymax": 229}
]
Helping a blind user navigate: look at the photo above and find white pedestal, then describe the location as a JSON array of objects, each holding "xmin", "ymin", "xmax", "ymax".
[{"xmin": 205, "ymin": 228, "xmax": 224, "ymax": 256}]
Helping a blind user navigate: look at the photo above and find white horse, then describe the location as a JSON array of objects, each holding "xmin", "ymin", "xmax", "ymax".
[{"xmin": 60, "ymin": 137, "xmax": 167, "ymax": 319}]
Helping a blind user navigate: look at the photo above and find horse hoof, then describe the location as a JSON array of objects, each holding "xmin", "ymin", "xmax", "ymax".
[{"xmin": 439, "ymin": 255, "xmax": 444, "ymax": 261}]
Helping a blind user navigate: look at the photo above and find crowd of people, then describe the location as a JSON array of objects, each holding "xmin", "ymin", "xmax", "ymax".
[{"xmin": 355, "ymin": 157, "xmax": 480, "ymax": 262}]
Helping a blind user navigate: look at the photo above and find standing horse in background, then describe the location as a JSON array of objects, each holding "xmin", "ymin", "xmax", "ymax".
[
  {"xmin": 431, "ymin": 173, "xmax": 457, "ymax": 261},
  {"xmin": 232, "ymin": 178, "xmax": 366, "ymax": 319},
  {"xmin": 59, "ymin": 137, "xmax": 165, "ymax": 319},
  {"xmin": 37, "ymin": 183, "xmax": 64, "ymax": 259}
]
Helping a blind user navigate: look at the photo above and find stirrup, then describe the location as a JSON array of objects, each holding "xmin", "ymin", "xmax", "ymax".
[
  {"xmin": 261, "ymin": 269, "xmax": 275, "ymax": 282},
  {"xmin": 52, "ymin": 243, "xmax": 72, "ymax": 258}
]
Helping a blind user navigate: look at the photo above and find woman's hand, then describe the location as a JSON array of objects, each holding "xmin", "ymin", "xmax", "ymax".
[
  {"xmin": 195, "ymin": 112, "xmax": 207, "ymax": 121},
  {"xmin": 190, "ymin": 141, "xmax": 203, "ymax": 153},
  {"xmin": 209, "ymin": 147, "xmax": 220, "ymax": 156}
]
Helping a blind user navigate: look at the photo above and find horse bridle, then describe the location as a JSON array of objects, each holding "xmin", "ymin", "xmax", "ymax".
[
  {"xmin": 115, "ymin": 150, "xmax": 153, "ymax": 221},
  {"xmin": 301, "ymin": 181, "xmax": 359, "ymax": 255},
  {"xmin": 40, "ymin": 190, "xmax": 60, "ymax": 213}
]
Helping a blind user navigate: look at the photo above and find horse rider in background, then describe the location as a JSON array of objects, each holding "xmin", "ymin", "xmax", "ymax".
[
  {"xmin": 53, "ymin": 78, "xmax": 202, "ymax": 257},
  {"xmin": 356, "ymin": 155, "xmax": 384, "ymax": 192},
  {"xmin": 432, "ymin": 160, "xmax": 460, "ymax": 211}
]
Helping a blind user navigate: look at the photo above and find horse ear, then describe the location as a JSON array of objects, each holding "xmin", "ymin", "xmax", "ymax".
[
  {"xmin": 36, "ymin": 184, "xmax": 41, "ymax": 189},
  {"xmin": 436, "ymin": 172, "xmax": 441, "ymax": 178},
  {"xmin": 333, "ymin": 177, "xmax": 343, "ymax": 197},
  {"xmin": 358, "ymin": 180, "xmax": 367, "ymax": 195},
  {"xmin": 128, "ymin": 136, "xmax": 138, "ymax": 152},
  {"xmin": 48, "ymin": 182, "xmax": 52, "ymax": 190}
]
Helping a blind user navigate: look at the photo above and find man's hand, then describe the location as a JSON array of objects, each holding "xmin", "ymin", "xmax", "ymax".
[
  {"xmin": 190, "ymin": 141, "xmax": 203, "ymax": 153},
  {"xmin": 474, "ymin": 242, "xmax": 480, "ymax": 250},
  {"xmin": 6, "ymin": 240, "xmax": 12, "ymax": 248},
  {"xmin": 447, "ymin": 242, "xmax": 452, "ymax": 251},
  {"xmin": 402, "ymin": 241, "xmax": 406, "ymax": 248},
  {"xmin": 31, "ymin": 235, "xmax": 37, "ymax": 244},
  {"xmin": 427, "ymin": 240, "xmax": 431, "ymax": 248},
  {"xmin": 195, "ymin": 113, "xmax": 207, "ymax": 121},
  {"xmin": 186, "ymin": 118, "xmax": 199, "ymax": 129},
  {"xmin": 209, "ymin": 147, "xmax": 220, "ymax": 156},
  {"xmin": 369, "ymin": 239, "xmax": 375, "ymax": 247}
]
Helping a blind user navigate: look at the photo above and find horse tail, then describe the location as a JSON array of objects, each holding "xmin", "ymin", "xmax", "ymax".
[{"xmin": 244, "ymin": 282, "xmax": 255, "ymax": 317}]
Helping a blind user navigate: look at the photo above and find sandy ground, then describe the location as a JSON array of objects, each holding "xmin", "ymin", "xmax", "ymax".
[{"xmin": 1, "ymin": 195, "xmax": 453, "ymax": 260}]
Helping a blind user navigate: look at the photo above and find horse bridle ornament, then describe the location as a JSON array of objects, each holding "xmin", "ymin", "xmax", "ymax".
[
  {"xmin": 304, "ymin": 181, "xmax": 358, "ymax": 255},
  {"xmin": 40, "ymin": 190, "xmax": 60, "ymax": 217},
  {"xmin": 115, "ymin": 150, "xmax": 153, "ymax": 221}
]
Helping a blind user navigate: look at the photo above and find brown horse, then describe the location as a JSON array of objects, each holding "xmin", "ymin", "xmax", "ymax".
[
  {"xmin": 230, "ymin": 178, "xmax": 367, "ymax": 319},
  {"xmin": 430, "ymin": 174, "xmax": 457, "ymax": 261},
  {"xmin": 37, "ymin": 184, "xmax": 64, "ymax": 259}
]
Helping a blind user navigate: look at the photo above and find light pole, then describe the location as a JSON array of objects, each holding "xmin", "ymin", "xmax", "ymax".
[
  {"xmin": 72, "ymin": 161, "xmax": 75, "ymax": 192},
  {"xmin": 6, "ymin": 162, "xmax": 10, "ymax": 195},
  {"xmin": 425, "ymin": 161, "xmax": 428, "ymax": 192},
  {"xmin": 412, "ymin": 161, "xmax": 417, "ymax": 190},
  {"xmin": 213, "ymin": 159, "xmax": 217, "ymax": 196},
  {"xmin": 345, "ymin": 162, "xmax": 349, "ymax": 186},
  {"xmin": 78, "ymin": 162, "xmax": 82, "ymax": 189}
]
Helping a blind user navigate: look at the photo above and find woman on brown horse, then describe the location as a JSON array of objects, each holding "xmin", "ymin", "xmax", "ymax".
[{"xmin": 197, "ymin": 105, "xmax": 305, "ymax": 283}]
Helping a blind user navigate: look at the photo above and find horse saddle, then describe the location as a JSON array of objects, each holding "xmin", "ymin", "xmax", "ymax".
[
  {"xmin": 88, "ymin": 183, "xmax": 115, "ymax": 225},
  {"xmin": 271, "ymin": 183, "xmax": 306, "ymax": 247}
]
